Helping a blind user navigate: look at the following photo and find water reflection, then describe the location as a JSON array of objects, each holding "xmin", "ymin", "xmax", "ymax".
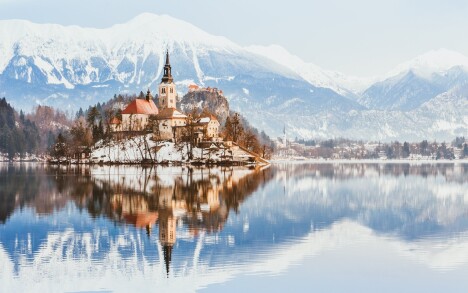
[
  {"xmin": 0, "ymin": 164, "xmax": 272, "ymax": 280},
  {"xmin": 0, "ymin": 163, "xmax": 467, "ymax": 292},
  {"xmin": 278, "ymin": 163, "xmax": 468, "ymax": 238}
]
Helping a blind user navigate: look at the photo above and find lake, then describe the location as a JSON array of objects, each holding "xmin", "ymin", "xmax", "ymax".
[{"xmin": 1, "ymin": 163, "xmax": 468, "ymax": 292}]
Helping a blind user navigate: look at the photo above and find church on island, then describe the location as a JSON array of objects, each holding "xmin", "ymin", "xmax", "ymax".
[{"xmin": 110, "ymin": 51, "xmax": 220, "ymax": 142}]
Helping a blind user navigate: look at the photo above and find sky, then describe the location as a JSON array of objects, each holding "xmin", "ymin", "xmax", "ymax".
[{"xmin": 1, "ymin": 0, "xmax": 468, "ymax": 77}]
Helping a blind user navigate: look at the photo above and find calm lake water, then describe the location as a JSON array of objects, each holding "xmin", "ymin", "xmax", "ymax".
[{"xmin": 1, "ymin": 163, "xmax": 468, "ymax": 292}]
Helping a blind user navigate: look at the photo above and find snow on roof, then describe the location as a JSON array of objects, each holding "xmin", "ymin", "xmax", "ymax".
[
  {"xmin": 122, "ymin": 99, "xmax": 158, "ymax": 115},
  {"xmin": 196, "ymin": 114, "xmax": 218, "ymax": 124},
  {"xmin": 198, "ymin": 117, "xmax": 210, "ymax": 123}
]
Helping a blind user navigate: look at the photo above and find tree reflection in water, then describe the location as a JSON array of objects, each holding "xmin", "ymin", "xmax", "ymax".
[
  {"xmin": 0, "ymin": 163, "xmax": 272, "ymax": 275},
  {"xmin": 1, "ymin": 162, "xmax": 468, "ymax": 280}
]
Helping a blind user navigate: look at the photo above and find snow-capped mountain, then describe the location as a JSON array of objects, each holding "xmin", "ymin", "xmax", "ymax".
[
  {"xmin": 246, "ymin": 44, "xmax": 374, "ymax": 96},
  {"xmin": 0, "ymin": 13, "xmax": 244, "ymax": 92},
  {"xmin": 360, "ymin": 49, "xmax": 468, "ymax": 111},
  {"xmin": 0, "ymin": 14, "xmax": 467, "ymax": 141},
  {"xmin": 389, "ymin": 49, "xmax": 468, "ymax": 78},
  {"xmin": 0, "ymin": 13, "xmax": 356, "ymax": 112}
]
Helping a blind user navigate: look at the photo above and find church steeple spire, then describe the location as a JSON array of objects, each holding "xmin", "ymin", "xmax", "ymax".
[
  {"xmin": 163, "ymin": 244, "xmax": 173, "ymax": 277},
  {"xmin": 165, "ymin": 50, "xmax": 170, "ymax": 66},
  {"xmin": 146, "ymin": 88, "xmax": 152, "ymax": 101},
  {"xmin": 158, "ymin": 50, "xmax": 177, "ymax": 109},
  {"xmin": 161, "ymin": 50, "xmax": 173, "ymax": 83}
]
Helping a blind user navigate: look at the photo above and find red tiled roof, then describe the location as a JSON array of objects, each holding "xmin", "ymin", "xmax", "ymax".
[
  {"xmin": 156, "ymin": 108, "xmax": 187, "ymax": 120},
  {"xmin": 122, "ymin": 99, "xmax": 159, "ymax": 115},
  {"xmin": 200, "ymin": 114, "xmax": 218, "ymax": 121},
  {"xmin": 109, "ymin": 117, "xmax": 121, "ymax": 124},
  {"xmin": 123, "ymin": 212, "xmax": 158, "ymax": 228}
]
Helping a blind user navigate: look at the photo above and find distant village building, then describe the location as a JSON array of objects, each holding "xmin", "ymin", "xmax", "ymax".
[
  {"xmin": 188, "ymin": 84, "xmax": 200, "ymax": 92},
  {"xmin": 187, "ymin": 84, "xmax": 223, "ymax": 95}
]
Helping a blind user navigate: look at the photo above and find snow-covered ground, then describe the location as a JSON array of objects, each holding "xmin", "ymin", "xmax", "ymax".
[
  {"xmin": 0, "ymin": 152, "xmax": 47, "ymax": 162},
  {"xmin": 90, "ymin": 135, "xmax": 254, "ymax": 164}
]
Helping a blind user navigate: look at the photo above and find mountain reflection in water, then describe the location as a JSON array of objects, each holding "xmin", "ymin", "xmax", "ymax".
[{"xmin": 0, "ymin": 163, "xmax": 467, "ymax": 292}]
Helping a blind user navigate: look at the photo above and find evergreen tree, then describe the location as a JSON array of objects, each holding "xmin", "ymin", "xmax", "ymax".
[
  {"xmin": 98, "ymin": 120, "xmax": 104, "ymax": 140},
  {"xmin": 436, "ymin": 142, "xmax": 454, "ymax": 160},
  {"xmin": 420, "ymin": 140, "xmax": 429, "ymax": 156},
  {"xmin": 0, "ymin": 98, "xmax": 40, "ymax": 158},
  {"xmin": 321, "ymin": 139, "xmax": 335, "ymax": 149},
  {"xmin": 402, "ymin": 142, "xmax": 410, "ymax": 158},
  {"xmin": 453, "ymin": 137, "xmax": 465, "ymax": 148},
  {"xmin": 76, "ymin": 107, "xmax": 84, "ymax": 119},
  {"xmin": 386, "ymin": 145, "xmax": 394, "ymax": 159},
  {"xmin": 53, "ymin": 133, "xmax": 69, "ymax": 158},
  {"xmin": 231, "ymin": 113, "xmax": 243, "ymax": 142},
  {"xmin": 87, "ymin": 106, "xmax": 100, "ymax": 128},
  {"xmin": 224, "ymin": 116, "xmax": 233, "ymax": 140},
  {"xmin": 0, "ymin": 97, "xmax": 16, "ymax": 129},
  {"xmin": 116, "ymin": 109, "xmax": 123, "ymax": 121},
  {"xmin": 19, "ymin": 110, "xmax": 25, "ymax": 123},
  {"xmin": 47, "ymin": 131, "xmax": 56, "ymax": 150},
  {"xmin": 70, "ymin": 118, "xmax": 92, "ymax": 147}
]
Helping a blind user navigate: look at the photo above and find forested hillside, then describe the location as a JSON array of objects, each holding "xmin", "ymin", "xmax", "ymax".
[{"xmin": 0, "ymin": 98, "xmax": 40, "ymax": 159}]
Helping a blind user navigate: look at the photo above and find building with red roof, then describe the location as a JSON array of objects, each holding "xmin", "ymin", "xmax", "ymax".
[
  {"xmin": 120, "ymin": 89, "xmax": 158, "ymax": 132},
  {"xmin": 109, "ymin": 117, "xmax": 122, "ymax": 132},
  {"xmin": 110, "ymin": 51, "xmax": 221, "ymax": 142},
  {"xmin": 188, "ymin": 84, "xmax": 200, "ymax": 92}
]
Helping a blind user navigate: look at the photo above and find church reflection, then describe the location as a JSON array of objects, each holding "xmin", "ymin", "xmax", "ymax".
[
  {"xmin": 98, "ymin": 166, "xmax": 270, "ymax": 275},
  {"xmin": 0, "ymin": 163, "xmax": 271, "ymax": 276},
  {"xmin": 2, "ymin": 163, "xmax": 468, "ymax": 278}
]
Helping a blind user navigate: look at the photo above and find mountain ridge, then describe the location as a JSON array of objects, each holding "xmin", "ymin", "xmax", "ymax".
[{"xmin": 1, "ymin": 13, "xmax": 467, "ymax": 141}]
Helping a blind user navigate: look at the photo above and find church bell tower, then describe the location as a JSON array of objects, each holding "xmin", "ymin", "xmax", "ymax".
[{"xmin": 159, "ymin": 50, "xmax": 177, "ymax": 109}]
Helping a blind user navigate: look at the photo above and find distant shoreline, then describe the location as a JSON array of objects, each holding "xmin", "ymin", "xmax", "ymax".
[
  {"xmin": 271, "ymin": 158, "xmax": 468, "ymax": 164},
  {"xmin": 2, "ymin": 158, "xmax": 467, "ymax": 165}
]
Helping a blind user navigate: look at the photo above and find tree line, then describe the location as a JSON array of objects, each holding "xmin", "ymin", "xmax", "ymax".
[
  {"xmin": 288, "ymin": 137, "xmax": 468, "ymax": 159},
  {"xmin": 0, "ymin": 98, "xmax": 41, "ymax": 159},
  {"xmin": 51, "ymin": 92, "xmax": 277, "ymax": 160}
]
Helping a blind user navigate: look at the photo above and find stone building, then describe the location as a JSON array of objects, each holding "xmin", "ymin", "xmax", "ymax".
[
  {"xmin": 154, "ymin": 51, "xmax": 187, "ymax": 140},
  {"xmin": 194, "ymin": 114, "xmax": 221, "ymax": 140}
]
